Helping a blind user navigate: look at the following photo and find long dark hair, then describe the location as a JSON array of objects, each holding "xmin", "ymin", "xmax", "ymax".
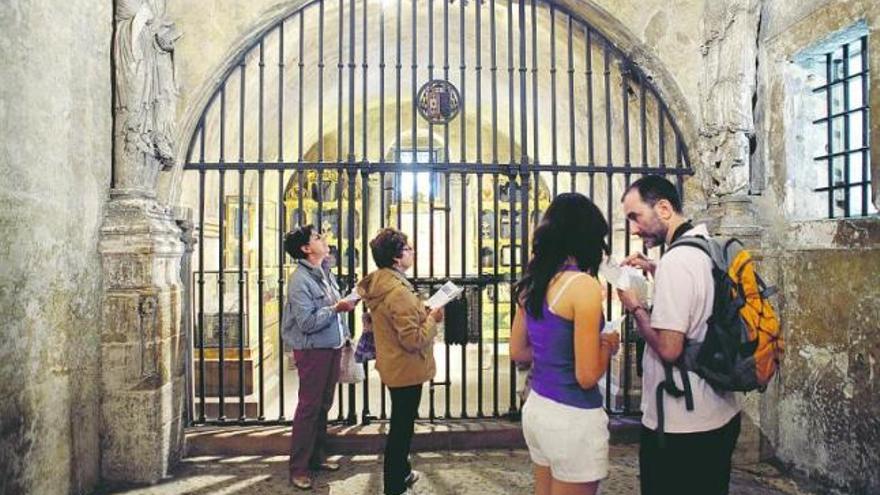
[{"xmin": 513, "ymin": 193, "xmax": 609, "ymax": 318}]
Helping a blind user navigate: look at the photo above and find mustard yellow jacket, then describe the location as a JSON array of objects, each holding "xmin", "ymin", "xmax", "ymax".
[{"xmin": 357, "ymin": 268, "xmax": 438, "ymax": 388}]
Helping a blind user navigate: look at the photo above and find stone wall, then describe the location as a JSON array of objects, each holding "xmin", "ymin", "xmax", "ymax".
[
  {"xmin": 755, "ymin": 0, "xmax": 880, "ymax": 492},
  {"xmin": 0, "ymin": 1, "xmax": 111, "ymax": 494}
]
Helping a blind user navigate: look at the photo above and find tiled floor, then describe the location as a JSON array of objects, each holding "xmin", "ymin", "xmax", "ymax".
[{"xmin": 102, "ymin": 444, "xmax": 834, "ymax": 495}]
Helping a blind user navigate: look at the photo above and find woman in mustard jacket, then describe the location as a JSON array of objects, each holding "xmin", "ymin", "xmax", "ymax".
[{"xmin": 358, "ymin": 228, "xmax": 443, "ymax": 495}]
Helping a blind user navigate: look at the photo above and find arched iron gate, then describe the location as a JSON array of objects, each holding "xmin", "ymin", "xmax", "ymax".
[{"xmin": 182, "ymin": 0, "xmax": 692, "ymax": 426}]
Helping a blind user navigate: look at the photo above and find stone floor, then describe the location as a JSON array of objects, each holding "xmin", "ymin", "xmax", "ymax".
[{"xmin": 102, "ymin": 444, "xmax": 834, "ymax": 495}]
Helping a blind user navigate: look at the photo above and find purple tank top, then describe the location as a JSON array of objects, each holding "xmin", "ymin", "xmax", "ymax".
[{"xmin": 526, "ymin": 267, "xmax": 604, "ymax": 409}]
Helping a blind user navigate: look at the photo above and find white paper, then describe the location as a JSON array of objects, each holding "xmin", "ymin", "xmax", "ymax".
[
  {"xmin": 341, "ymin": 288, "xmax": 362, "ymax": 303},
  {"xmin": 426, "ymin": 281, "xmax": 464, "ymax": 309},
  {"xmin": 599, "ymin": 257, "xmax": 649, "ymax": 306}
]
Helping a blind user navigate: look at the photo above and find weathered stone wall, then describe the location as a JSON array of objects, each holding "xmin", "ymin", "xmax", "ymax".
[
  {"xmin": 0, "ymin": 1, "xmax": 111, "ymax": 494},
  {"xmin": 755, "ymin": 0, "xmax": 880, "ymax": 492}
]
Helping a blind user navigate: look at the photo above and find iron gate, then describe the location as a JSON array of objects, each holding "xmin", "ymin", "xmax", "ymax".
[{"xmin": 182, "ymin": 0, "xmax": 692, "ymax": 426}]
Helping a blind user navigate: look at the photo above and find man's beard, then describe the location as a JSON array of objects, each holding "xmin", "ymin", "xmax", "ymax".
[{"xmin": 639, "ymin": 228, "xmax": 667, "ymax": 249}]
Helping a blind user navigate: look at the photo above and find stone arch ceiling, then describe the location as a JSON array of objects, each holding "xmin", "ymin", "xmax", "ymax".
[{"xmin": 167, "ymin": 0, "xmax": 701, "ymax": 206}]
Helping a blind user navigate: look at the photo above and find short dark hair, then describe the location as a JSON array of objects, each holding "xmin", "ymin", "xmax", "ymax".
[
  {"xmin": 369, "ymin": 228, "xmax": 408, "ymax": 269},
  {"xmin": 624, "ymin": 175, "xmax": 682, "ymax": 213},
  {"xmin": 283, "ymin": 225, "xmax": 316, "ymax": 260}
]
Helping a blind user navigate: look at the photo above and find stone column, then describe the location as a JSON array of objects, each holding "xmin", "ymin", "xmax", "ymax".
[
  {"xmin": 698, "ymin": 0, "xmax": 765, "ymax": 465},
  {"xmin": 100, "ymin": 0, "xmax": 186, "ymax": 484},
  {"xmin": 99, "ymin": 195, "xmax": 186, "ymax": 483}
]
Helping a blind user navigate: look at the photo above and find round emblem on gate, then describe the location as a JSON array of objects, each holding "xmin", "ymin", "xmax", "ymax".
[{"xmin": 417, "ymin": 80, "xmax": 461, "ymax": 124}]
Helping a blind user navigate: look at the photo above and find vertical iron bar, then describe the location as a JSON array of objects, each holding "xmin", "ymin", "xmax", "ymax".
[
  {"xmin": 362, "ymin": 0, "xmax": 368, "ymax": 162},
  {"xmin": 476, "ymin": 170, "xmax": 484, "ymax": 418},
  {"xmin": 842, "ymin": 43, "xmax": 851, "ymax": 216},
  {"xmin": 411, "ymin": 0, "xmax": 418, "ymax": 277},
  {"xmin": 218, "ymin": 84, "xmax": 227, "ymax": 422},
  {"xmin": 380, "ymin": 2, "xmax": 386, "ymax": 166},
  {"xmin": 622, "ymin": 170, "xmax": 632, "ymax": 413},
  {"xmin": 491, "ymin": 0, "xmax": 498, "ymax": 165},
  {"xmin": 298, "ymin": 14, "xmax": 305, "ymax": 228},
  {"xmin": 318, "ymin": 0, "xmax": 326, "ymax": 229},
  {"xmin": 257, "ymin": 38, "xmax": 266, "ymax": 422},
  {"xmin": 861, "ymin": 36, "xmax": 869, "ymax": 215},
  {"xmin": 487, "ymin": 0, "xmax": 497, "ymax": 416},
  {"xmin": 459, "ymin": 0, "xmax": 467, "ymax": 164},
  {"xmin": 567, "ymin": 15, "xmax": 576, "ymax": 187},
  {"xmin": 475, "ymin": 0, "xmax": 483, "ymax": 167},
  {"xmin": 826, "ymin": 53, "xmax": 834, "ymax": 218},
  {"xmin": 360, "ymin": 0, "xmax": 371, "ymax": 424},
  {"xmin": 237, "ymin": 61, "xmax": 246, "ymax": 422},
  {"xmin": 531, "ymin": 0, "xmax": 538, "ymax": 170},
  {"xmin": 276, "ymin": 23, "xmax": 286, "ymax": 420},
  {"xmin": 585, "ymin": 26, "xmax": 595, "ymax": 198},
  {"xmin": 197, "ymin": 123, "xmax": 207, "ymax": 423},
  {"xmin": 514, "ymin": 0, "xmax": 529, "ymax": 416},
  {"xmin": 603, "ymin": 42, "xmax": 613, "ymax": 410},
  {"xmin": 622, "ymin": 66, "xmax": 631, "ymax": 172},
  {"xmin": 395, "ymin": 0, "xmax": 402, "ymax": 232},
  {"xmin": 444, "ymin": 0, "xmax": 455, "ymax": 418},
  {"xmin": 550, "ymin": 4, "xmax": 558, "ymax": 169},
  {"xmin": 428, "ymin": 0, "xmax": 435, "ymax": 254},
  {"xmin": 345, "ymin": 0, "xmax": 357, "ymax": 426},
  {"xmin": 639, "ymin": 75, "xmax": 648, "ymax": 168},
  {"xmin": 335, "ymin": 0, "xmax": 345, "ymax": 416},
  {"xmin": 658, "ymin": 101, "xmax": 667, "ymax": 171},
  {"xmin": 387, "ymin": 0, "xmax": 398, "ymax": 415},
  {"xmin": 507, "ymin": 0, "xmax": 514, "ymax": 167},
  {"xmin": 620, "ymin": 62, "xmax": 632, "ymax": 414},
  {"xmin": 493, "ymin": 173, "xmax": 500, "ymax": 417}
]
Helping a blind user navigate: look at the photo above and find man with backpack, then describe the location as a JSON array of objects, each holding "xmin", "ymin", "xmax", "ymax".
[{"xmin": 617, "ymin": 175, "xmax": 742, "ymax": 495}]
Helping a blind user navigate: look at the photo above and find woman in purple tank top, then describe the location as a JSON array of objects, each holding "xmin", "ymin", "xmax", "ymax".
[{"xmin": 511, "ymin": 193, "xmax": 621, "ymax": 495}]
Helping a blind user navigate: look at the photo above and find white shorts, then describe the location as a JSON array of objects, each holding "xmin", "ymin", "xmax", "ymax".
[{"xmin": 521, "ymin": 390, "xmax": 609, "ymax": 483}]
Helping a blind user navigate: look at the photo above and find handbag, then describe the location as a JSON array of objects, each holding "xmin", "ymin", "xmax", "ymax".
[
  {"xmin": 354, "ymin": 330, "xmax": 376, "ymax": 363},
  {"xmin": 338, "ymin": 342, "xmax": 365, "ymax": 384}
]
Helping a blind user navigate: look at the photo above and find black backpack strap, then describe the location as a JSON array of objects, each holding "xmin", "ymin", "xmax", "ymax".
[{"xmin": 655, "ymin": 361, "xmax": 694, "ymax": 448}]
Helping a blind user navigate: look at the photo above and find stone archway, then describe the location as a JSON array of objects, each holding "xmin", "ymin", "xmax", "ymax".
[{"xmin": 172, "ymin": 0, "xmax": 696, "ymax": 429}]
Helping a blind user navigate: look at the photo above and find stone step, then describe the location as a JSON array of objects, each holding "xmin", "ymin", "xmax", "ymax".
[{"xmin": 185, "ymin": 417, "xmax": 641, "ymax": 456}]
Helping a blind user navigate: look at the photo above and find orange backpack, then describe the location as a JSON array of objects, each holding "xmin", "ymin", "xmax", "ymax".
[{"xmin": 669, "ymin": 236, "xmax": 784, "ymax": 391}]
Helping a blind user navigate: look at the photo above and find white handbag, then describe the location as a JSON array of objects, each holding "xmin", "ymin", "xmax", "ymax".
[{"xmin": 338, "ymin": 342, "xmax": 365, "ymax": 384}]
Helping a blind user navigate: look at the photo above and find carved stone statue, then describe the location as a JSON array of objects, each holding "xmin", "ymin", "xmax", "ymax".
[
  {"xmin": 698, "ymin": 0, "xmax": 760, "ymax": 197},
  {"xmin": 113, "ymin": 0, "xmax": 181, "ymax": 194}
]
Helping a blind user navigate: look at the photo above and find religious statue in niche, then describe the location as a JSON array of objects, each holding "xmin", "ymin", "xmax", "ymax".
[
  {"xmin": 113, "ymin": 0, "xmax": 182, "ymax": 194},
  {"xmin": 698, "ymin": 0, "xmax": 760, "ymax": 197}
]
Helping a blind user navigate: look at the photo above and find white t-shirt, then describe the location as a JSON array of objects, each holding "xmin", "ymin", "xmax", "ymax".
[{"xmin": 640, "ymin": 224, "xmax": 741, "ymax": 433}]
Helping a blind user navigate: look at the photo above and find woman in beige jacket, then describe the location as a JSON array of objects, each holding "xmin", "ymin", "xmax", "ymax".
[{"xmin": 358, "ymin": 228, "xmax": 443, "ymax": 495}]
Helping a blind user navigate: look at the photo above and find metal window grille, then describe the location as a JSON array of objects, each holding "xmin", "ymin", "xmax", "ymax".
[{"xmin": 813, "ymin": 35, "xmax": 874, "ymax": 218}]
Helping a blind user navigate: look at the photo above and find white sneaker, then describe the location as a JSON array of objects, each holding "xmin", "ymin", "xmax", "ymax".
[{"xmin": 405, "ymin": 470, "xmax": 421, "ymax": 487}]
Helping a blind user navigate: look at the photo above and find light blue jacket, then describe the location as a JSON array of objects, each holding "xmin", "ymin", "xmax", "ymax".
[{"xmin": 281, "ymin": 259, "xmax": 351, "ymax": 350}]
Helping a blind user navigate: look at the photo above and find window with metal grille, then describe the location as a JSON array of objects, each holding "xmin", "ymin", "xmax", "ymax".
[{"xmin": 811, "ymin": 26, "xmax": 874, "ymax": 218}]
